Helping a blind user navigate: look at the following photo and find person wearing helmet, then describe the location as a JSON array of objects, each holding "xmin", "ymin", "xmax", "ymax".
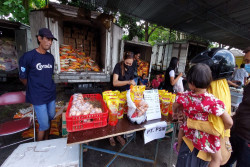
[
  {"xmin": 221, "ymin": 47, "xmax": 250, "ymax": 167},
  {"xmin": 176, "ymin": 48, "xmax": 234, "ymax": 166}
]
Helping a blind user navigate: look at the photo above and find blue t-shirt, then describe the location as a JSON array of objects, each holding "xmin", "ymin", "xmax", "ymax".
[
  {"xmin": 139, "ymin": 78, "xmax": 148, "ymax": 85},
  {"xmin": 19, "ymin": 49, "xmax": 56, "ymax": 105}
]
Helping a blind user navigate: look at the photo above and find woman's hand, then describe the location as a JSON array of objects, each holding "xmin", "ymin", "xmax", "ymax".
[
  {"xmin": 129, "ymin": 80, "xmax": 136, "ymax": 85},
  {"xmin": 178, "ymin": 72, "xmax": 183, "ymax": 77}
]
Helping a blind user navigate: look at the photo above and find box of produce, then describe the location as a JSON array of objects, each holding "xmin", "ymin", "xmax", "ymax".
[{"xmin": 66, "ymin": 93, "xmax": 108, "ymax": 132}]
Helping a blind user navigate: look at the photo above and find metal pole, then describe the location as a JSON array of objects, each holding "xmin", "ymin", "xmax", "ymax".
[
  {"xmin": 82, "ymin": 144, "xmax": 155, "ymax": 164},
  {"xmin": 167, "ymin": 29, "xmax": 172, "ymax": 69},
  {"xmin": 169, "ymin": 123, "xmax": 177, "ymax": 166},
  {"xmin": 153, "ymin": 139, "xmax": 160, "ymax": 167},
  {"xmin": 105, "ymin": 133, "xmax": 135, "ymax": 166},
  {"xmin": 79, "ymin": 144, "xmax": 83, "ymax": 167}
]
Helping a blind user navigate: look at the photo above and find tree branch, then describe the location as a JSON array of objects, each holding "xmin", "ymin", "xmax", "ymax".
[{"xmin": 148, "ymin": 25, "xmax": 160, "ymax": 38}]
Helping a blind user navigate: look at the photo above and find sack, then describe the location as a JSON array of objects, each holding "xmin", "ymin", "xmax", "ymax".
[
  {"xmin": 173, "ymin": 77, "xmax": 184, "ymax": 93},
  {"xmin": 220, "ymin": 137, "xmax": 232, "ymax": 165},
  {"xmin": 187, "ymin": 118, "xmax": 232, "ymax": 164},
  {"xmin": 126, "ymin": 90, "xmax": 146, "ymax": 124}
]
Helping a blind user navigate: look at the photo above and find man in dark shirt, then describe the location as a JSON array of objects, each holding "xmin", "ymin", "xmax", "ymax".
[
  {"xmin": 19, "ymin": 28, "xmax": 57, "ymax": 141},
  {"xmin": 222, "ymin": 47, "xmax": 250, "ymax": 167},
  {"xmin": 132, "ymin": 52, "xmax": 140, "ymax": 84}
]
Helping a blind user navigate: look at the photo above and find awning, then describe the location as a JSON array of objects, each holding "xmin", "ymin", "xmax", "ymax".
[{"xmin": 83, "ymin": 0, "xmax": 250, "ymax": 50}]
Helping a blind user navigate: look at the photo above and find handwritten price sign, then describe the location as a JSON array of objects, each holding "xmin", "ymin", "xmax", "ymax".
[
  {"xmin": 144, "ymin": 89, "xmax": 161, "ymax": 121},
  {"xmin": 144, "ymin": 121, "xmax": 167, "ymax": 144}
]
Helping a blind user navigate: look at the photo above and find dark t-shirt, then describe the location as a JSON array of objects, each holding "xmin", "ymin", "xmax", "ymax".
[
  {"xmin": 113, "ymin": 63, "xmax": 134, "ymax": 92},
  {"xmin": 132, "ymin": 60, "xmax": 138, "ymax": 77},
  {"xmin": 232, "ymin": 83, "xmax": 250, "ymax": 142},
  {"xmin": 19, "ymin": 49, "xmax": 56, "ymax": 105}
]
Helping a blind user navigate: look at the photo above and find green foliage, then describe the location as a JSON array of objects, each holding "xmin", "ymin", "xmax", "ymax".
[
  {"xmin": 0, "ymin": 0, "xmax": 46, "ymax": 24},
  {"xmin": 146, "ymin": 26, "xmax": 176, "ymax": 46},
  {"xmin": 117, "ymin": 13, "xmax": 178, "ymax": 45},
  {"xmin": 117, "ymin": 14, "xmax": 144, "ymax": 41}
]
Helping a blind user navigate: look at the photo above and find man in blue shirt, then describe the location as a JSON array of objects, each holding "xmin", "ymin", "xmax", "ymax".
[
  {"xmin": 139, "ymin": 74, "xmax": 150, "ymax": 88},
  {"xmin": 19, "ymin": 28, "xmax": 57, "ymax": 141}
]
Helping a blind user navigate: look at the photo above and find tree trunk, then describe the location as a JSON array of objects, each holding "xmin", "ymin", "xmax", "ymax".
[{"xmin": 145, "ymin": 21, "xmax": 149, "ymax": 42}]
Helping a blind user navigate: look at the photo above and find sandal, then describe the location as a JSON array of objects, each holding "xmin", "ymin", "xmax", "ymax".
[
  {"xmin": 109, "ymin": 137, "xmax": 116, "ymax": 146},
  {"xmin": 116, "ymin": 136, "xmax": 126, "ymax": 146}
]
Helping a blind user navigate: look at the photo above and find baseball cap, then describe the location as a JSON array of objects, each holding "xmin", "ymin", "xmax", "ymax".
[{"xmin": 37, "ymin": 28, "xmax": 57, "ymax": 41}]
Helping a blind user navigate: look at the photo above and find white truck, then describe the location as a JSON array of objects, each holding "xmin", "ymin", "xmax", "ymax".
[
  {"xmin": 151, "ymin": 41, "xmax": 208, "ymax": 74},
  {"xmin": 29, "ymin": 3, "xmax": 153, "ymax": 93}
]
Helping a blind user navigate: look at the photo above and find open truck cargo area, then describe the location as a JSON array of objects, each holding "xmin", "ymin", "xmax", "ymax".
[
  {"xmin": 0, "ymin": 19, "xmax": 32, "ymax": 82},
  {"xmin": 29, "ymin": 3, "xmax": 122, "ymax": 84},
  {"xmin": 151, "ymin": 41, "xmax": 208, "ymax": 74}
]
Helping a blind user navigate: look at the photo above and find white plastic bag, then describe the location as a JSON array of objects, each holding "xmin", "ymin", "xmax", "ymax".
[
  {"xmin": 126, "ymin": 90, "xmax": 146, "ymax": 124},
  {"xmin": 173, "ymin": 77, "xmax": 184, "ymax": 93}
]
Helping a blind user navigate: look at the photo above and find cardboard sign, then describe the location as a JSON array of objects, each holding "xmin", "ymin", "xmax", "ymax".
[
  {"xmin": 144, "ymin": 89, "xmax": 161, "ymax": 121},
  {"xmin": 144, "ymin": 121, "xmax": 167, "ymax": 144}
]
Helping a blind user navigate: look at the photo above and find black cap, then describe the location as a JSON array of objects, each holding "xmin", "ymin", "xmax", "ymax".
[{"xmin": 37, "ymin": 28, "xmax": 57, "ymax": 41}]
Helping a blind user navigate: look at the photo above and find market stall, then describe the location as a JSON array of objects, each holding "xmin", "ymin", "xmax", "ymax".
[
  {"xmin": 67, "ymin": 115, "xmax": 175, "ymax": 167},
  {"xmin": 65, "ymin": 86, "xmax": 177, "ymax": 166}
]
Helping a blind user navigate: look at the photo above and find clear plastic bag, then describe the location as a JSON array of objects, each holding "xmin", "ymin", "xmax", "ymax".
[
  {"xmin": 173, "ymin": 77, "xmax": 184, "ymax": 93},
  {"xmin": 126, "ymin": 90, "xmax": 146, "ymax": 124}
]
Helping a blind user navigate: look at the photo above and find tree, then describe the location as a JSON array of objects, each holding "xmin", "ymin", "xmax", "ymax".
[
  {"xmin": 0, "ymin": 0, "xmax": 46, "ymax": 24},
  {"xmin": 117, "ymin": 13, "xmax": 179, "ymax": 45},
  {"xmin": 117, "ymin": 14, "xmax": 144, "ymax": 41}
]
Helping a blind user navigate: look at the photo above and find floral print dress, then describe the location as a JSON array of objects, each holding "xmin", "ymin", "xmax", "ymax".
[{"xmin": 176, "ymin": 91, "xmax": 225, "ymax": 153}]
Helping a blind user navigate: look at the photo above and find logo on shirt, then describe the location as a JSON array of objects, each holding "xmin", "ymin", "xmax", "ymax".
[
  {"xmin": 21, "ymin": 67, "xmax": 26, "ymax": 72},
  {"xmin": 36, "ymin": 63, "xmax": 52, "ymax": 70}
]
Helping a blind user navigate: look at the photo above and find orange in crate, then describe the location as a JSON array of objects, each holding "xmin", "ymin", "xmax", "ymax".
[{"xmin": 66, "ymin": 94, "xmax": 108, "ymax": 132}]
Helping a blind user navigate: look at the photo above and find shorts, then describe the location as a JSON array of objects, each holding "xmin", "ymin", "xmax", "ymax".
[{"xmin": 33, "ymin": 100, "xmax": 56, "ymax": 131}]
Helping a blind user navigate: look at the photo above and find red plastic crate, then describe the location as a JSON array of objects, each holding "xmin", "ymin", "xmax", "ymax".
[{"xmin": 66, "ymin": 94, "xmax": 108, "ymax": 132}]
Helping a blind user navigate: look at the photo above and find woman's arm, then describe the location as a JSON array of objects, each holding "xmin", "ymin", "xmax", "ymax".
[
  {"xmin": 227, "ymin": 80, "xmax": 238, "ymax": 87},
  {"xmin": 113, "ymin": 74, "xmax": 135, "ymax": 87},
  {"xmin": 170, "ymin": 72, "xmax": 183, "ymax": 86},
  {"xmin": 220, "ymin": 112, "xmax": 233, "ymax": 130}
]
